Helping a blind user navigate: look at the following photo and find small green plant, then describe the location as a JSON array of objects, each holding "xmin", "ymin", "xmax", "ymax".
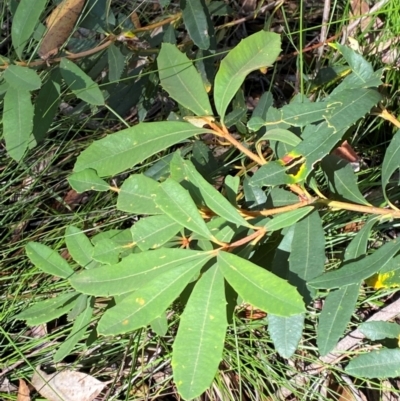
[{"xmin": 5, "ymin": 0, "xmax": 400, "ymax": 399}]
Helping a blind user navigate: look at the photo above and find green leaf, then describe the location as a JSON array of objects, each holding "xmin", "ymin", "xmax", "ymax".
[
  {"xmin": 26, "ymin": 242, "xmax": 74, "ymax": 278},
  {"xmin": 268, "ymin": 313, "xmax": 304, "ymax": 358},
  {"xmin": 11, "ymin": 0, "xmax": 47, "ymax": 58},
  {"xmin": 60, "ymin": 58, "xmax": 104, "ymax": 106},
  {"xmin": 65, "ymin": 226, "xmax": 98, "ymax": 269},
  {"xmin": 382, "ymin": 129, "xmax": 400, "ymax": 206},
  {"xmin": 3, "ymin": 88, "xmax": 34, "ymax": 161},
  {"xmin": 67, "ymin": 294, "xmax": 88, "ymax": 321},
  {"xmin": 257, "ymin": 128, "xmax": 302, "ymax": 147},
  {"xmin": 4, "ymin": 65, "xmax": 42, "ymax": 91},
  {"xmin": 310, "ymin": 239, "xmax": 400, "ymax": 289},
  {"xmin": 98, "ymin": 258, "xmax": 207, "ymax": 335},
  {"xmin": 251, "ymin": 91, "xmax": 273, "ymax": 119},
  {"xmin": 176, "ymin": 156, "xmax": 251, "ymax": 227},
  {"xmin": 317, "ymin": 284, "xmax": 359, "ymax": 356},
  {"xmin": 14, "ymin": 292, "xmax": 79, "ymax": 325},
  {"xmin": 54, "ymin": 297, "xmax": 93, "ymax": 362},
  {"xmin": 117, "ymin": 174, "xmax": 161, "ymax": 214},
  {"xmin": 74, "ymin": 122, "xmax": 213, "ymax": 177},
  {"xmin": 32, "ymin": 69, "xmax": 61, "ymax": 144},
  {"xmin": 180, "ymin": 0, "xmax": 210, "ymax": 50},
  {"xmin": 69, "ymin": 248, "xmax": 212, "ymax": 296},
  {"xmin": 131, "ymin": 215, "xmax": 182, "ymax": 251},
  {"xmin": 249, "ymin": 161, "xmax": 296, "ymax": 188},
  {"xmin": 92, "ymin": 239, "xmax": 121, "ymax": 265},
  {"xmin": 288, "ymin": 211, "xmax": 325, "ymax": 301},
  {"xmin": 344, "ymin": 216, "xmax": 378, "ymax": 261},
  {"xmin": 264, "ymin": 207, "xmax": 313, "ymax": 232},
  {"xmin": 217, "ymin": 252, "xmax": 305, "ymax": 316},
  {"xmin": 108, "ymin": 43, "xmax": 125, "ymax": 82},
  {"xmin": 173, "ymin": 265, "xmax": 227, "ymax": 400},
  {"xmin": 150, "ymin": 313, "xmax": 168, "ymax": 336},
  {"xmin": 158, "ymin": 43, "xmax": 212, "ymax": 116},
  {"xmin": 321, "ymin": 156, "xmax": 370, "ymax": 205},
  {"xmin": 156, "ymin": 179, "xmax": 214, "ymax": 240},
  {"xmin": 214, "ymin": 31, "xmax": 281, "ymax": 121},
  {"xmin": 359, "ymin": 321, "xmax": 400, "ymax": 341},
  {"xmin": 67, "ymin": 169, "xmax": 110, "ymax": 193},
  {"xmin": 345, "ymin": 349, "xmax": 400, "ymax": 378}
]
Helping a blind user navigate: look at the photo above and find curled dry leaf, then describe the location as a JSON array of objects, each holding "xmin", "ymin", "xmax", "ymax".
[
  {"xmin": 17, "ymin": 379, "xmax": 31, "ymax": 401},
  {"xmin": 31, "ymin": 368, "xmax": 108, "ymax": 401},
  {"xmin": 38, "ymin": 0, "xmax": 86, "ymax": 60}
]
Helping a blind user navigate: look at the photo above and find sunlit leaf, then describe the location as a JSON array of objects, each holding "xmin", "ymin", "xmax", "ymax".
[
  {"xmin": 310, "ymin": 239, "xmax": 400, "ymax": 289},
  {"xmin": 60, "ymin": 58, "xmax": 104, "ymax": 105},
  {"xmin": 173, "ymin": 265, "xmax": 227, "ymax": 399},
  {"xmin": 158, "ymin": 43, "xmax": 212, "ymax": 116},
  {"xmin": 69, "ymin": 249, "xmax": 212, "ymax": 296},
  {"xmin": 98, "ymin": 258, "xmax": 207, "ymax": 335},
  {"xmin": 3, "ymin": 65, "xmax": 41, "ymax": 91},
  {"xmin": 3, "ymin": 88, "xmax": 34, "ymax": 161},
  {"xmin": 346, "ymin": 349, "xmax": 400, "ymax": 378},
  {"xmin": 26, "ymin": 242, "xmax": 74, "ymax": 278},
  {"xmin": 11, "ymin": 0, "xmax": 47, "ymax": 58},
  {"xmin": 214, "ymin": 31, "xmax": 281, "ymax": 121},
  {"xmin": 65, "ymin": 226, "xmax": 98, "ymax": 269},
  {"xmin": 317, "ymin": 284, "xmax": 359, "ymax": 356},
  {"xmin": 67, "ymin": 169, "xmax": 110, "ymax": 193},
  {"xmin": 382, "ymin": 129, "xmax": 400, "ymax": 207},
  {"xmin": 264, "ymin": 207, "xmax": 313, "ymax": 232},
  {"xmin": 131, "ymin": 215, "xmax": 182, "ymax": 251},
  {"xmin": 268, "ymin": 313, "xmax": 304, "ymax": 358},
  {"xmin": 217, "ymin": 252, "xmax": 305, "ymax": 316},
  {"xmin": 74, "ymin": 122, "xmax": 214, "ymax": 177},
  {"xmin": 359, "ymin": 321, "xmax": 400, "ymax": 341}
]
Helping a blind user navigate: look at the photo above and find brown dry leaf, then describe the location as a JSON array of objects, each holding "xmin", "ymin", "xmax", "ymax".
[
  {"xmin": 31, "ymin": 368, "xmax": 108, "ymax": 401},
  {"xmin": 350, "ymin": 0, "xmax": 371, "ymax": 31},
  {"xmin": 38, "ymin": 0, "xmax": 86, "ymax": 60},
  {"xmin": 17, "ymin": 379, "xmax": 31, "ymax": 401}
]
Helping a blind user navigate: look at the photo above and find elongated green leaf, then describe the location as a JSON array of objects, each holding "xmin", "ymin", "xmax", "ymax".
[
  {"xmin": 360, "ymin": 321, "xmax": 400, "ymax": 341},
  {"xmin": 173, "ymin": 265, "xmax": 227, "ymax": 399},
  {"xmin": 108, "ymin": 43, "xmax": 125, "ymax": 82},
  {"xmin": 131, "ymin": 215, "xmax": 182, "ymax": 251},
  {"xmin": 180, "ymin": 0, "xmax": 210, "ymax": 50},
  {"xmin": 69, "ymin": 248, "xmax": 211, "ymax": 296},
  {"xmin": 14, "ymin": 292, "xmax": 79, "ymax": 325},
  {"xmin": 217, "ymin": 252, "xmax": 305, "ymax": 316},
  {"xmin": 74, "ymin": 122, "xmax": 213, "ymax": 177},
  {"xmin": 60, "ymin": 58, "xmax": 104, "ymax": 106},
  {"xmin": 265, "ymin": 207, "xmax": 313, "ymax": 232},
  {"xmin": 67, "ymin": 169, "xmax": 110, "ymax": 193},
  {"xmin": 98, "ymin": 258, "xmax": 206, "ymax": 335},
  {"xmin": 382, "ymin": 129, "xmax": 400, "ymax": 206},
  {"xmin": 177, "ymin": 157, "xmax": 250, "ymax": 227},
  {"xmin": 158, "ymin": 43, "xmax": 212, "ymax": 116},
  {"xmin": 251, "ymin": 91, "xmax": 273, "ymax": 120},
  {"xmin": 249, "ymin": 161, "xmax": 296, "ymax": 188},
  {"xmin": 92, "ymin": 239, "xmax": 121, "ymax": 265},
  {"xmin": 344, "ymin": 216, "xmax": 378, "ymax": 261},
  {"xmin": 32, "ymin": 69, "xmax": 61, "ymax": 144},
  {"xmin": 117, "ymin": 174, "xmax": 161, "ymax": 214},
  {"xmin": 346, "ymin": 349, "xmax": 400, "ymax": 378},
  {"xmin": 3, "ymin": 88, "xmax": 33, "ymax": 161},
  {"xmin": 150, "ymin": 313, "xmax": 168, "ymax": 336},
  {"xmin": 257, "ymin": 128, "xmax": 302, "ymax": 147},
  {"xmin": 310, "ymin": 239, "xmax": 400, "ymax": 289},
  {"xmin": 268, "ymin": 187, "xmax": 299, "ymax": 207},
  {"xmin": 289, "ymin": 211, "xmax": 325, "ymax": 301},
  {"xmin": 268, "ymin": 313, "xmax": 304, "ymax": 358},
  {"xmin": 317, "ymin": 284, "xmax": 359, "ymax": 356},
  {"xmin": 11, "ymin": 0, "xmax": 47, "ymax": 58},
  {"xmin": 54, "ymin": 297, "xmax": 93, "ymax": 362},
  {"xmin": 68, "ymin": 294, "xmax": 88, "ymax": 321},
  {"xmin": 321, "ymin": 156, "xmax": 370, "ymax": 205},
  {"xmin": 26, "ymin": 242, "xmax": 74, "ymax": 278},
  {"xmin": 4, "ymin": 65, "xmax": 41, "ymax": 91},
  {"xmin": 156, "ymin": 179, "xmax": 214, "ymax": 240},
  {"xmin": 214, "ymin": 31, "xmax": 281, "ymax": 121},
  {"xmin": 65, "ymin": 226, "xmax": 98, "ymax": 269}
]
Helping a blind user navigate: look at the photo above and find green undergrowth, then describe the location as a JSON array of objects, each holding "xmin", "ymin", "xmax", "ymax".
[{"xmin": 1, "ymin": 0, "xmax": 400, "ymax": 400}]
